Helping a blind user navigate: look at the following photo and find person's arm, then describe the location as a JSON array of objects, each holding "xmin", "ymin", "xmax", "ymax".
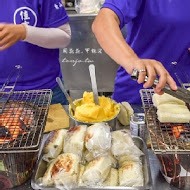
[
  {"xmin": 92, "ymin": 8, "xmax": 177, "ymax": 94},
  {"xmin": 24, "ymin": 23, "xmax": 71, "ymax": 49},
  {"xmin": 0, "ymin": 22, "xmax": 71, "ymax": 50}
]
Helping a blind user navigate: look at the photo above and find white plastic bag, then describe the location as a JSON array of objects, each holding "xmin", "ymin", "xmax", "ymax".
[
  {"xmin": 75, "ymin": 0, "xmax": 100, "ymax": 13},
  {"xmin": 85, "ymin": 123, "xmax": 111, "ymax": 157}
]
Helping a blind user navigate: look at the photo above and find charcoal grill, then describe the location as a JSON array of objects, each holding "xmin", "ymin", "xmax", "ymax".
[
  {"xmin": 0, "ymin": 66, "xmax": 52, "ymax": 188},
  {"xmin": 140, "ymin": 89, "xmax": 190, "ymax": 154},
  {"xmin": 0, "ymin": 89, "xmax": 52, "ymax": 152},
  {"xmin": 140, "ymin": 89, "xmax": 190, "ymax": 189}
]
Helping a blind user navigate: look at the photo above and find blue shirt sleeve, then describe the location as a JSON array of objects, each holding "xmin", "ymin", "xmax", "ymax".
[
  {"xmin": 39, "ymin": 0, "xmax": 69, "ymax": 28},
  {"xmin": 102, "ymin": 0, "xmax": 142, "ymax": 29}
]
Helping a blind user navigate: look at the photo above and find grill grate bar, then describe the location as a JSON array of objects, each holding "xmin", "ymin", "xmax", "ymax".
[
  {"xmin": 0, "ymin": 89, "xmax": 52, "ymax": 152},
  {"xmin": 140, "ymin": 89, "xmax": 190, "ymax": 154}
]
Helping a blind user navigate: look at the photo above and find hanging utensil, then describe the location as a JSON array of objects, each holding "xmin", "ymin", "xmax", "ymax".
[
  {"xmin": 89, "ymin": 64, "xmax": 99, "ymax": 105},
  {"xmin": 56, "ymin": 77, "xmax": 76, "ymax": 113},
  {"xmin": 131, "ymin": 69, "xmax": 190, "ymax": 104}
]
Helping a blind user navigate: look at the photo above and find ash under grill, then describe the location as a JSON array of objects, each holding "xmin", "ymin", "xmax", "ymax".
[
  {"xmin": 140, "ymin": 89, "xmax": 190, "ymax": 154},
  {"xmin": 0, "ymin": 90, "xmax": 52, "ymax": 153}
]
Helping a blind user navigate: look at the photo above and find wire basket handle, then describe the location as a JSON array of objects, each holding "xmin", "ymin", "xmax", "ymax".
[
  {"xmin": 1, "ymin": 65, "xmax": 22, "ymax": 92},
  {"xmin": 0, "ymin": 65, "xmax": 22, "ymax": 114}
]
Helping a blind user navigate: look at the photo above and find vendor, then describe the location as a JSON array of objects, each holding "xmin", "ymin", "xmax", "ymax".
[
  {"xmin": 92, "ymin": 0, "xmax": 190, "ymax": 104},
  {"xmin": 0, "ymin": 0, "xmax": 71, "ymax": 105}
]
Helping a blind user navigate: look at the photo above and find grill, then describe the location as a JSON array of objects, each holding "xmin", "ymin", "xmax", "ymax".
[
  {"xmin": 0, "ymin": 66, "xmax": 52, "ymax": 188},
  {"xmin": 140, "ymin": 89, "xmax": 190, "ymax": 154},
  {"xmin": 0, "ymin": 90, "xmax": 52, "ymax": 152}
]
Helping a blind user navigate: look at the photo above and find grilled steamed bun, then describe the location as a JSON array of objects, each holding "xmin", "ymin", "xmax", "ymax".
[
  {"xmin": 157, "ymin": 104, "xmax": 190, "ymax": 123},
  {"xmin": 78, "ymin": 164, "xmax": 85, "ymax": 186},
  {"xmin": 111, "ymin": 130, "xmax": 143, "ymax": 159},
  {"xmin": 117, "ymin": 102, "xmax": 134, "ymax": 126},
  {"xmin": 152, "ymin": 93, "xmax": 185, "ymax": 107},
  {"xmin": 43, "ymin": 129, "xmax": 67, "ymax": 162},
  {"xmin": 42, "ymin": 153, "xmax": 80, "ymax": 187},
  {"xmin": 64, "ymin": 125, "xmax": 87, "ymax": 158},
  {"xmin": 103, "ymin": 168, "xmax": 118, "ymax": 186},
  {"xmin": 119, "ymin": 160, "xmax": 143, "ymax": 187},
  {"xmin": 85, "ymin": 123, "xmax": 111, "ymax": 157},
  {"xmin": 82, "ymin": 156, "xmax": 112, "ymax": 186}
]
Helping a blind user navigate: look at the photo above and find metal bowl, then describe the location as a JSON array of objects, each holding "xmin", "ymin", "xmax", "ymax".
[{"xmin": 69, "ymin": 98, "xmax": 120, "ymax": 130}]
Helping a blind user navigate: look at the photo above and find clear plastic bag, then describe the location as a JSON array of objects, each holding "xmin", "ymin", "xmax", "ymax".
[
  {"xmin": 119, "ymin": 160, "xmax": 144, "ymax": 187},
  {"xmin": 64, "ymin": 125, "xmax": 87, "ymax": 158},
  {"xmin": 42, "ymin": 129, "xmax": 67, "ymax": 162},
  {"xmin": 75, "ymin": 0, "xmax": 101, "ymax": 13},
  {"xmin": 111, "ymin": 129, "xmax": 144, "ymax": 159},
  {"xmin": 42, "ymin": 153, "xmax": 80, "ymax": 189},
  {"xmin": 82, "ymin": 156, "xmax": 112, "ymax": 186},
  {"xmin": 85, "ymin": 123, "xmax": 111, "ymax": 157}
]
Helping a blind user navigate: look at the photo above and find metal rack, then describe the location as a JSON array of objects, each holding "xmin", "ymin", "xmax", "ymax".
[
  {"xmin": 140, "ymin": 89, "xmax": 190, "ymax": 154},
  {"xmin": 0, "ymin": 89, "xmax": 52, "ymax": 152}
]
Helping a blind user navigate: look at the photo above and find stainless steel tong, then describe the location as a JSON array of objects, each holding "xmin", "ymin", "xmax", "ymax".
[{"xmin": 131, "ymin": 69, "xmax": 190, "ymax": 104}]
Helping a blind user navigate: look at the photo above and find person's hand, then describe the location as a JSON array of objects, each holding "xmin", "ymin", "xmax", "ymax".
[
  {"xmin": 124, "ymin": 58, "xmax": 177, "ymax": 94},
  {"xmin": 0, "ymin": 24, "xmax": 26, "ymax": 51}
]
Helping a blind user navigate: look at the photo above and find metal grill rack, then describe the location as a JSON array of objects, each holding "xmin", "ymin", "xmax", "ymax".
[
  {"xmin": 140, "ymin": 89, "xmax": 190, "ymax": 154},
  {"xmin": 0, "ymin": 89, "xmax": 52, "ymax": 153}
]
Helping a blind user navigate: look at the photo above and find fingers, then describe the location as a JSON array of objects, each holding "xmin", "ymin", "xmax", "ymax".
[
  {"xmin": 0, "ymin": 24, "xmax": 23, "ymax": 51},
  {"xmin": 143, "ymin": 63, "xmax": 156, "ymax": 88},
  {"xmin": 132, "ymin": 59, "xmax": 177, "ymax": 92},
  {"xmin": 0, "ymin": 35, "xmax": 10, "ymax": 47},
  {"xmin": 0, "ymin": 24, "xmax": 5, "ymax": 31},
  {"xmin": 0, "ymin": 41, "xmax": 14, "ymax": 51}
]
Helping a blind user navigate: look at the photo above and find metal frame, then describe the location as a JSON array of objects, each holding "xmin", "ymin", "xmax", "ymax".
[
  {"xmin": 0, "ymin": 89, "xmax": 52, "ymax": 153},
  {"xmin": 140, "ymin": 89, "xmax": 190, "ymax": 154}
]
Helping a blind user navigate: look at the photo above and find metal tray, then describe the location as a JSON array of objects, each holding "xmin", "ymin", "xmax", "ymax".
[{"xmin": 31, "ymin": 136, "xmax": 152, "ymax": 190}]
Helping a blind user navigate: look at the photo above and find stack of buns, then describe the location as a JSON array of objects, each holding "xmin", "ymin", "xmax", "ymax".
[
  {"xmin": 41, "ymin": 125, "xmax": 144, "ymax": 188},
  {"xmin": 152, "ymin": 93, "xmax": 190, "ymax": 123}
]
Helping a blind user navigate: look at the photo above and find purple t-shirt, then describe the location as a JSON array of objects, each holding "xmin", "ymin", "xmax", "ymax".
[
  {"xmin": 102, "ymin": 0, "xmax": 190, "ymax": 104},
  {"xmin": 0, "ymin": 0, "xmax": 69, "ymax": 91}
]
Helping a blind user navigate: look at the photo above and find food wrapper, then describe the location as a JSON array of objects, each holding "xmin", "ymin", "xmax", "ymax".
[
  {"xmin": 85, "ymin": 123, "xmax": 111, "ymax": 157},
  {"xmin": 111, "ymin": 129, "xmax": 143, "ymax": 159},
  {"xmin": 84, "ymin": 150, "xmax": 117, "ymax": 168},
  {"xmin": 78, "ymin": 164, "xmax": 85, "ymax": 187},
  {"xmin": 37, "ymin": 127, "xmax": 145, "ymax": 190},
  {"xmin": 103, "ymin": 168, "xmax": 118, "ymax": 186},
  {"xmin": 64, "ymin": 125, "xmax": 87, "ymax": 158},
  {"xmin": 42, "ymin": 129, "xmax": 67, "ymax": 162},
  {"xmin": 82, "ymin": 156, "xmax": 112, "ymax": 186},
  {"xmin": 42, "ymin": 153, "xmax": 80, "ymax": 189},
  {"xmin": 118, "ymin": 154, "xmax": 141, "ymax": 167},
  {"xmin": 119, "ymin": 160, "xmax": 143, "ymax": 187}
]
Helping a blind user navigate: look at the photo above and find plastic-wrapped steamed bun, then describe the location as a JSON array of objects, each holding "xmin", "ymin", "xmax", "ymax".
[
  {"xmin": 82, "ymin": 156, "xmax": 112, "ymax": 186},
  {"xmin": 111, "ymin": 130, "xmax": 143, "ymax": 159},
  {"xmin": 42, "ymin": 153, "xmax": 80, "ymax": 188},
  {"xmin": 119, "ymin": 160, "xmax": 143, "ymax": 187},
  {"xmin": 85, "ymin": 123, "xmax": 111, "ymax": 157},
  {"xmin": 42, "ymin": 129, "xmax": 67, "ymax": 162},
  {"xmin": 64, "ymin": 125, "xmax": 87, "ymax": 158}
]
